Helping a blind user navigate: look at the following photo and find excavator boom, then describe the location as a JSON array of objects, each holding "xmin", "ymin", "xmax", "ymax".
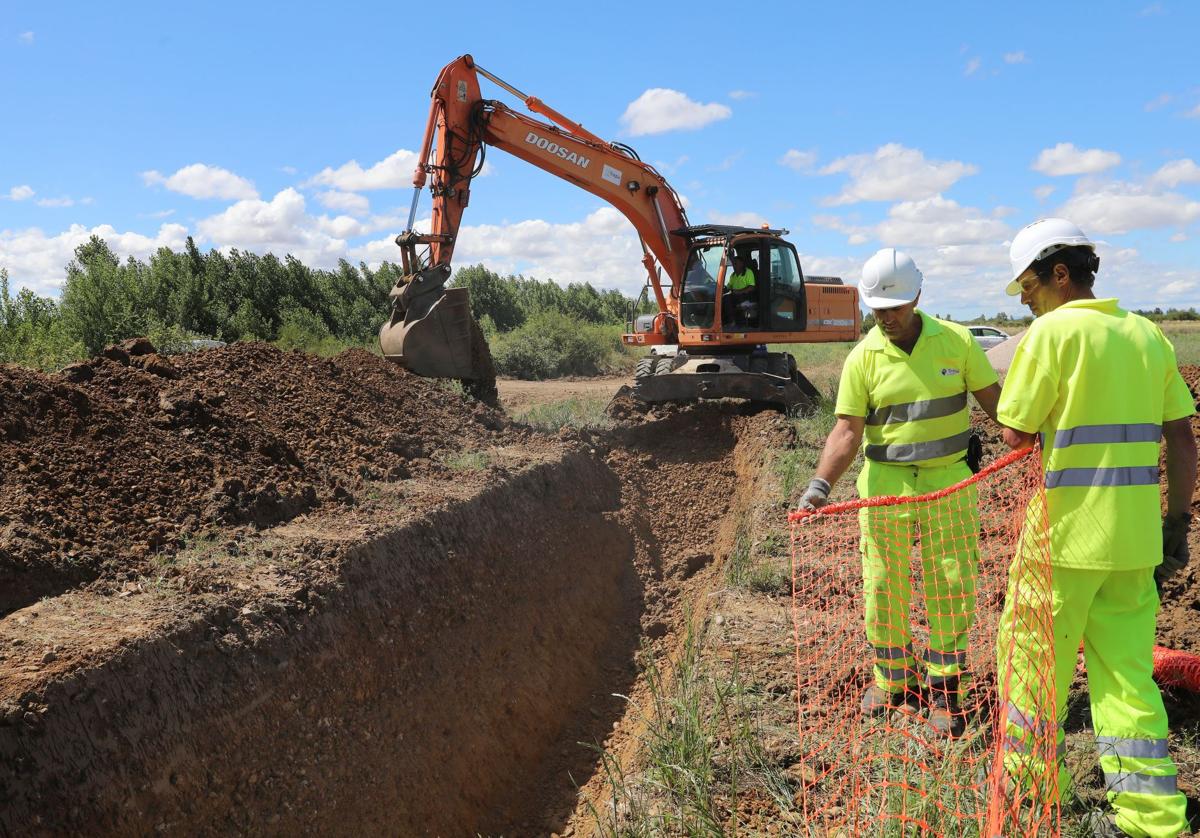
[{"xmin": 380, "ymin": 55, "xmax": 861, "ymax": 411}]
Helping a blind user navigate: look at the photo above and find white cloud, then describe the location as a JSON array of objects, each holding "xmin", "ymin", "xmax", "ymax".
[
  {"xmin": 18, "ymin": 31, "xmax": 33, "ymax": 44},
  {"xmin": 1003, "ymin": 52, "xmax": 1028, "ymax": 64},
  {"xmin": 1145, "ymin": 93, "xmax": 1172, "ymax": 112},
  {"xmin": 354, "ymin": 206, "xmax": 646, "ymax": 295},
  {"xmin": 964, "ymin": 57, "xmax": 982, "ymax": 76},
  {"xmin": 1186, "ymin": 104, "xmax": 1200, "ymax": 120},
  {"xmin": 728, "ymin": 90, "xmax": 757, "ymax": 100},
  {"xmin": 281, "ymin": 165, "xmax": 298, "ymax": 175},
  {"xmin": 317, "ymin": 189, "xmax": 370, "ymax": 216},
  {"xmin": 1140, "ymin": 3, "xmax": 1165, "ymax": 15},
  {"xmin": 142, "ymin": 209, "xmax": 176, "ymax": 219},
  {"xmin": 314, "ymin": 214, "xmax": 367, "ymax": 239},
  {"xmin": 708, "ymin": 211, "xmax": 770, "ymax": 229},
  {"xmin": 142, "ymin": 163, "xmax": 258, "ymax": 200},
  {"xmin": 1150, "ymin": 158, "xmax": 1200, "ymax": 188},
  {"xmin": 709, "ymin": 151, "xmax": 743, "ymax": 172},
  {"xmin": 818, "ymin": 144, "xmax": 978, "ymax": 205},
  {"xmin": 306, "ymin": 149, "xmax": 420, "ymax": 191},
  {"xmin": 619, "ymin": 89, "xmax": 732, "ymax": 136},
  {"xmin": 815, "ymin": 195, "xmax": 1011, "ymax": 250},
  {"xmin": 1032, "ymin": 143, "xmax": 1121, "ymax": 176},
  {"xmin": 7, "ymin": 185, "xmax": 34, "ymax": 201},
  {"xmin": 0, "ymin": 223, "xmax": 188, "ymax": 295},
  {"xmin": 652, "ymin": 155, "xmax": 689, "ymax": 175},
  {"xmin": 795, "ymin": 251, "xmax": 863, "ymax": 283},
  {"xmin": 35, "ymin": 197, "xmax": 75, "ymax": 208},
  {"xmin": 195, "ymin": 188, "xmax": 348, "ymax": 266},
  {"xmin": 1059, "ymin": 180, "xmax": 1200, "ymax": 234},
  {"xmin": 1034, "ymin": 185, "xmax": 1056, "ymax": 201},
  {"xmin": 1170, "ymin": 232, "xmax": 1188, "ymax": 243},
  {"xmin": 779, "ymin": 149, "xmax": 818, "ymax": 173}
]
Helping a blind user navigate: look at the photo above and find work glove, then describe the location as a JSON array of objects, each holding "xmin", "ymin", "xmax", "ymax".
[
  {"xmin": 965, "ymin": 431, "xmax": 984, "ymax": 474},
  {"xmin": 1156, "ymin": 513, "xmax": 1192, "ymax": 591},
  {"xmin": 799, "ymin": 477, "xmax": 831, "ymax": 512}
]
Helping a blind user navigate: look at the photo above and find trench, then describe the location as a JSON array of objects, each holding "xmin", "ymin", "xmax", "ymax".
[{"xmin": 0, "ymin": 407, "xmax": 773, "ymax": 836}]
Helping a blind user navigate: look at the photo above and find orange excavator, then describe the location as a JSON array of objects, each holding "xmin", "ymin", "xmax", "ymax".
[{"xmin": 379, "ymin": 55, "xmax": 861, "ymax": 410}]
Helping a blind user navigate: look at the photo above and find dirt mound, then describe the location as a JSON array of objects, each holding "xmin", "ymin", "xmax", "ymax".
[{"xmin": 0, "ymin": 341, "xmax": 515, "ymax": 614}]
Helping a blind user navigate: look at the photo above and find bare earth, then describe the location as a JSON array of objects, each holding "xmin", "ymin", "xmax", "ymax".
[{"xmin": 496, "ymin": 375, "xmax": 628, "ymax": 413}]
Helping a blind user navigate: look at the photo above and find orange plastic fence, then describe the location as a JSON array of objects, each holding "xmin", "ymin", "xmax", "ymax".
[
  {"xmin": 1152, "ymin": 646, "xmax": 1200, "ymax": 692},
  {"xmin": 787, "ymin": 447, "xmax": 1059, "ymax": 836}
]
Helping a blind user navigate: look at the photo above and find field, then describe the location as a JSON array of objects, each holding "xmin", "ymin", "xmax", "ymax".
[{"xmin": 1, "ymin": 327, "xmax": 1198, "ymax": 835}]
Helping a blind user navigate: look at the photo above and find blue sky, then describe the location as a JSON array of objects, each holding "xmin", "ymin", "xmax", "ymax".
[{"xmin": 2, "ymin": 1, "xmax": 1198, "ymax": 317}]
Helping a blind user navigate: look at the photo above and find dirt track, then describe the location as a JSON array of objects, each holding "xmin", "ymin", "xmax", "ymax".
[
  {"xmin": 496, "ymin": 375, "xmax": 626, "ymax": 414},
  {"xmin": 0, "ymin": 342, "xmax": 782, "ymax": 835}
]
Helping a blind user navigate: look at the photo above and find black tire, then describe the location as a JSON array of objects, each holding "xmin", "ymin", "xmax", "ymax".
[{"xmin": 634, "ymin": 356, "xmax": 658, "ymax": 384}]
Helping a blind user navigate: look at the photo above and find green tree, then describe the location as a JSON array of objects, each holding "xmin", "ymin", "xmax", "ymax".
[{"xmin": 452, "ymin": 264, "xmax": 525, "ymax": 331}]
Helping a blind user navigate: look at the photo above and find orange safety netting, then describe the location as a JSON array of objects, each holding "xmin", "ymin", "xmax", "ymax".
[{"xmin": 787, "ymin": 447, "xmax": 1059, "ymax": 836}]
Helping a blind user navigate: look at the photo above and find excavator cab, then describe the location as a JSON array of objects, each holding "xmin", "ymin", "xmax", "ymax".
[
  {"xmin": 679, "ymin": 235, "xmax": 808, "ymax": 333},
  {"xmin": 628, "ymin": 225, "xmax": 859, "ymax": 412}
]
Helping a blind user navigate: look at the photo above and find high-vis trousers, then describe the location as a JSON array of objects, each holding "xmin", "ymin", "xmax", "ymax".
[
  {"xmin": 997, "ymin": 564, "xmax": 1187, "ymax": 838},
  {"xmin": 857, "ymin": 461, "xmax": 978, "ymax": 694}
]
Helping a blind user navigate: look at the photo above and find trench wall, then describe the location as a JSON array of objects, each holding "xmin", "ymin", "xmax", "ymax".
[{"xmin": 0, "ymin": 450, "xmax": 642, "ymax": 837}]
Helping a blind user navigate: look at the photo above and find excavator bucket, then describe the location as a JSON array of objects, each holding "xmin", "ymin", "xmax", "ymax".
[
  {"xmin": 380, "ymin": 287, "xmax": 475, "ymax": 378},
  {"xmin": 379, "ymin": 285, "xmax": 498, "ymax": 405}
]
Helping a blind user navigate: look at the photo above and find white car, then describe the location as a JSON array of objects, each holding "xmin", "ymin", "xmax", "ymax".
[{"xmin": 968, "ymin": 325, "xmax": 1009, "ymax": 350}]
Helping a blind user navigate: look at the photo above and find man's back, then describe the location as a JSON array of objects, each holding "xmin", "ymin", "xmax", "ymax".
[{"xmin": 998, "ymin": 298, "xmax": 1193, "ymax": 569}]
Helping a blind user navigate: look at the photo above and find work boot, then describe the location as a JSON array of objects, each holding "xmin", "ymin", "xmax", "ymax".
[
  {"xmin": 860, "ymin": 684, "xmax": 920, "ymax": 717},
  {"xmin": 1082, "ymin": 810, "xmax": 1125, "ymax": 837},
  {"xmin": 928, "ymin": 678, "xmax": 965, "ymax": 738}
]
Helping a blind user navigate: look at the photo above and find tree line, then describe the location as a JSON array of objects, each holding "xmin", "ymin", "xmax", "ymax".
[{"xmin": 0, "ymin": 237, "xmax": 644, "ymax": 374}]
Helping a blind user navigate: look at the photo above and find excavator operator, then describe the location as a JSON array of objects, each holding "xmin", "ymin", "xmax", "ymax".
[{"xmin": 724, "ymin": 254, "xmax": 758, "ymax": 327}]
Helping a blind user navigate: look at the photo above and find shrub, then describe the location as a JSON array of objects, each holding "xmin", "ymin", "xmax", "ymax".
[{"xmin": 491, "ymin": 311, "xmax": 621, "ymax": 379}]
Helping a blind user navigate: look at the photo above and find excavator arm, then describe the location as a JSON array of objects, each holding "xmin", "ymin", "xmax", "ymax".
[{"xmin": 379, "ymin": 55, "xmax": 689, "ymax": 396}]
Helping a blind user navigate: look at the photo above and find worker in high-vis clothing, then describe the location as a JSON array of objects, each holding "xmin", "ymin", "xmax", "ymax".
[
  {"xmin": 800, "ymin": 248, "xmax": 1001, "ymax": 737},
  {"xmin": 995, "ymin": 218, "xmax": 1196, "ymax": 838},
  {"xmin": 724, "ymin": 254, "xmax": 757, "ymax": 327}
]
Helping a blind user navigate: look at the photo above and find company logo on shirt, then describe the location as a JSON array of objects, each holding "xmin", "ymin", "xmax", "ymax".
[{"xmin": 940, "ymin": 367, "xmax": 960, "ymax": 376}]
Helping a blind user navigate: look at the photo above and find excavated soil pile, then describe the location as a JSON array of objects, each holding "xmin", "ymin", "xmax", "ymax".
[{"xmin": 0, "ymin": 340, "xmax": 515, "ymax": 614}]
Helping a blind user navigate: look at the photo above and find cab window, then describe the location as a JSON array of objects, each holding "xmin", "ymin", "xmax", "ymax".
[
  {"xmin": 680, "ymin": 245, "xmax": 723, "ymax": 328},
  {"xmin": 767, "ymin": 243, "xmax": 805, "ymax": 331}
]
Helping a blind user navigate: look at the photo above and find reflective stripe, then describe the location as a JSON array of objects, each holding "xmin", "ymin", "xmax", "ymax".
[
  {"xmin": 1096, "ymin": 736, "xmax": 1170, "ymax": 759},
  {"xmin": 873, "ymin": 643, "xmax": 914, "ymax": 661},
  {"xmin": 926, "ymin": 649, "xmax": 967, "ymax": 667},
  {"xmin": 1104, "ymin": 770, "xmax": 1178, "ymax": 796},
  {"xmin": 866, "ymin": 392, "xmax": 968, "ymax": 426},
  {"xmin": 865, "ymin": 430, "xmax": 972, "ymax": 464},
  {"xmin": 1044, "ymin": 466, "xmax": 1159, "ymax": 489},
  {"xmin": 877, "ymin": 664, "xmax": 912, "ymax": 682},
  {"xmin": 1052, "ymin": 423, "xmax": 1161, "ymax": 448},
  {"xmin": 1005, "ymin": 703, "xmax": 1056, "ymax": 736}
]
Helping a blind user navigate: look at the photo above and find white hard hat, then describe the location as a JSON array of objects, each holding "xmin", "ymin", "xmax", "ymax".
[
  {"xmin": 1007, "ymin": 217, "xmax": 1095, "ymax": 295},
  {"xmin": 859, "ymin": 248, "xmax": 923, "ymax": 309}
]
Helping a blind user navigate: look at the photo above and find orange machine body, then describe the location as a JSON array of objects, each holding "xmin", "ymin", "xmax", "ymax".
[{"xmin": 405, "ymin": 55, "xmax": 861, "ymax": 352}]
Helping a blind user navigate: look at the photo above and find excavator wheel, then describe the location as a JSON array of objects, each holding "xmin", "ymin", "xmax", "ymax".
[{"xmin": 633, "ymin": 356, "xmax": 659, "ymax": 385}]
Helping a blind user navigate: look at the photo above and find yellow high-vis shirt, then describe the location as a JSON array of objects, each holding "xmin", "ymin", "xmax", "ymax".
[
  {"xmin": 727, "ymin": 268, "xmax": 756, "ymax": 291},
  {"xmin": 835, "ymin": 311, "xmax": 998, "ymax": 475},
  {"xmin": 997, "ymin": 298, "xmax": 1195, "ymax": 569}
]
